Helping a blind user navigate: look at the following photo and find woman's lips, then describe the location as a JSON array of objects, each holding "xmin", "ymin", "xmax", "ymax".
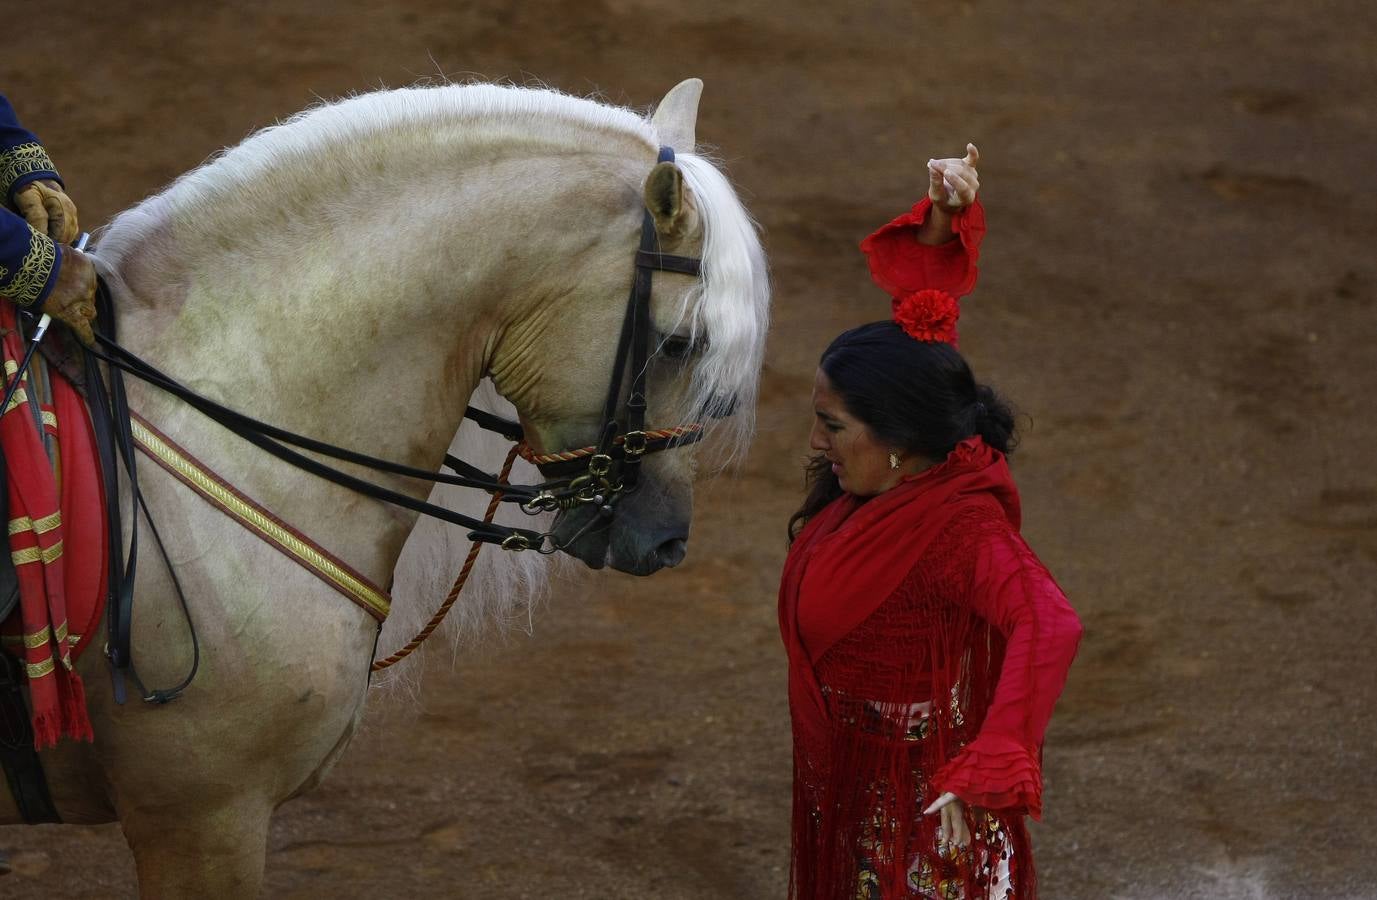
[{"xmin": 830, "ymin": 462, "xmax": 842, "ymax": 475}]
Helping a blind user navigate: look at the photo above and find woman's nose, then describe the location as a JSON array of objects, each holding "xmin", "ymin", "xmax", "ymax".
[{"xmin": 809, "ymin": 423, "xmax": 828, "ymax": 452}]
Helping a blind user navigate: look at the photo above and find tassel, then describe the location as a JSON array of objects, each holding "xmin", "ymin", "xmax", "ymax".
[
  {"xmin": 31, "ymin": 710, "xmax": 60, "ymax": 751},
  {"xmin": 59, "ymin": 670, "xmax": 93, "ymax": 742}
]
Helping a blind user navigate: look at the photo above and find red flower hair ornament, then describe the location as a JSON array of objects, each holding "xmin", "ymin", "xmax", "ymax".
[{"xmin": 892, "ymin": 288, "xmax": 960, "ymax": 346}]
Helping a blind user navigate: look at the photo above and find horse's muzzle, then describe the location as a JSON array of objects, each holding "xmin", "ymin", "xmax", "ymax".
[{"xmin": 550, "ymin": 486, "xmax": 691, "ymax": 576}]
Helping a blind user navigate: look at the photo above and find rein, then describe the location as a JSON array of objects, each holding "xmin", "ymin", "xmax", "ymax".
[{"xmin": 86, "ymin": 145, "xmax": 707, "ymax": 693}]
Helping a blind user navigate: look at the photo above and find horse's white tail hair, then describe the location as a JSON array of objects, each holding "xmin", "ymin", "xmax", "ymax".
[{"xmin": 376, "ymin": 380, "xmax": 565, "ymax": 689}]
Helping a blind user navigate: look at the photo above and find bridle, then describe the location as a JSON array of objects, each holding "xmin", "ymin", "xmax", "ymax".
[
  {"xmin": 81, "ymin": 144, "xmax": 713, "ymax": 700},
  {"xmin": 454, "ymin": 144, "xmax": 709, "ymax": 552}
]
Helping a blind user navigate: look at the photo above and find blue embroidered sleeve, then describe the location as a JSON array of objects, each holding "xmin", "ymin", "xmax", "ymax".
[
  {"xmin": 0, "ymin": 93, "xmax": 63, "ymax": 206},
  {"xmin": 0, "ymin": 209, "xmax": 61, "ymax": 309}
]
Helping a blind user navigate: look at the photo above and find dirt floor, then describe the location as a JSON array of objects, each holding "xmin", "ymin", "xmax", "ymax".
[{"xmin": 2, "ymin": 1, "xmax": 1375, "ymax": 897}]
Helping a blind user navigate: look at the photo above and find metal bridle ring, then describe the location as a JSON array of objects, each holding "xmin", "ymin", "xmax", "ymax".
[{"xmin": 622, "ymin": 430, "xmax": 648, "ymax": 457}]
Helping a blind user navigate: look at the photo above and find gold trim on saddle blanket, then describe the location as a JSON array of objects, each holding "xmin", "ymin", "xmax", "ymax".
[
  {"xmin": 129, "ymin": 414, "xmax": 391, "ymax": 622},
  {"xmin": 1, "ymin": 627, "xmax": 79, "ymax": 651},
  {"xmin": 2, "ymin": 359, "xmax": 28, "ymax": 415},
  {"xmin": 10, "ymin": 540, "xmax": 63, "ymax": 566},
  {"xmin": 9, "ymin": 510, "xmax": 62, "ymax": 536}
]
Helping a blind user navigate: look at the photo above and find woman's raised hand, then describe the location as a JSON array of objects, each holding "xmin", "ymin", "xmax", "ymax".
[{"xmin": 927, "ymin": 143, "xmax": 980, "ymax": 214}]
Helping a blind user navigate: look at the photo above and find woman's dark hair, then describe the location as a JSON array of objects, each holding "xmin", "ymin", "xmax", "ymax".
[{"xmin": 787, "ymin": 321, "xmax": 1017, "ymax": 542}]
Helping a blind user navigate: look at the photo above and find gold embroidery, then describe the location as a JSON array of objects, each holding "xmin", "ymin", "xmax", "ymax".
[
  {"xmin": 15, "ymin": 626, "xmax": 52, "ymax": 650},
  {"xmin": 25, "ymin": 655, "xmax": 54, "ymax": 679},
  {"xmin": 131, "ymin": 419, "xmax": 391, "ymax": 620},
  {"xmin": 41, "ymin": 410, "xmax": 57, "ymax": 429},
  {"xmin": 0, "ymin": 227, "xmax": 58, "ymax": 308},
  {"xmin": 54, "ymin": 621, "xmax": 67, "ymax": 643},
  {"xmin": 11, "ymin": 546, "xmax": 40, "ymax": 565},
  {"xmin": 40, "ymin": 540, "xmax": 63, "ymax": 564},
  {"xmin": 0, "ymin": 143, "xmax": 57, "ymax": 199},
  {"xmin": 10, "ymin": 512, "xmax": 61, "ymax": 536},
  {"xmin": 0, "ymin": 264, "xmax": 6, "ymax": 281},
  {"xmin": 2, "ymin": 386, "xmax": 28, "ymax": 415},
  {"xmin": 2, "ymin": 631, "xmax": 81, "ymax": 648},
  {"xmin": 3, "ymin": 357, "xmax": 26, "ymax": 416}
]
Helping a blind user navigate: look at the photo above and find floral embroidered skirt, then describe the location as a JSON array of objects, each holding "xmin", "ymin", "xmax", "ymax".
[{"xmin": 855, "ymin": 811, "xmax": 1015, "ymax": 900}]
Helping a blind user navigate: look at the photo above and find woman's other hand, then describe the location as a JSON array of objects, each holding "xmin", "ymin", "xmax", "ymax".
[{"xmin": 923, "ymin": 791, "xmax": 971, "ymax": 848}]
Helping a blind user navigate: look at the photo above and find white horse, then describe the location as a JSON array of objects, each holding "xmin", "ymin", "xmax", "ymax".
[{"xmin": 0, "ymin": 78, "xmax": 768, "ymax": 896}]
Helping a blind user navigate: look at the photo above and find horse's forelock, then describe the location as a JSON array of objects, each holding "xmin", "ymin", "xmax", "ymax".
[{"xmin": 671, "ymin": 153, "xmax": 771, "ymax": 468}]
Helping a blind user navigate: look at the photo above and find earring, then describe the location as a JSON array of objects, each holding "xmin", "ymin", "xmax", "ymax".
[{"xmin": 889, "ymin": 451, "xmax": 901, "ymax": 470}]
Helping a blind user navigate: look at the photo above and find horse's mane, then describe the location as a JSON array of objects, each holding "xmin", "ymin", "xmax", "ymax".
[{"xmin": 96, "ymin": 84, "xmax": 769, "ymax": 668}]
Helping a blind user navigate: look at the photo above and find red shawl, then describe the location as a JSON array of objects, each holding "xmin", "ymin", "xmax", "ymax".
[
  {"xmin": 779, "ymin": 438, "xmax": 1082, "ymax": 899},
  {"xmin": 0, "ymin": 304, "xmax": 106, "ymax": 747}
]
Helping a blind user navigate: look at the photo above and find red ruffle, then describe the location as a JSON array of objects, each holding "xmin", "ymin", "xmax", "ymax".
[
  {"xmin": 932, "ymin": 731, "xmax": 1044, "ymax": 820},
  {"xmin": 859, "ymin": 197, "xmax": 986, "ymax": 299}
]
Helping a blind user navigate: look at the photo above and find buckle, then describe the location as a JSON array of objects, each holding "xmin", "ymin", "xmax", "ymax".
[
  {"xmin": 520, "ymin": 492, "xmax": 562, "ymax": 515},
  {"xmin": 501, "ymin": 534, "xmax": 531, "ymax": 552},
  {"xmin": 587, "ymin": 454, "xmax": 612, "ymax": 477}
]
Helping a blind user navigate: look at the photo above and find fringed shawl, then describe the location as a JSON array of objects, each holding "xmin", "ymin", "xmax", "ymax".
[{"xmin": 779, "ymin": 438, "xmax": 1082, "ymax": 899}]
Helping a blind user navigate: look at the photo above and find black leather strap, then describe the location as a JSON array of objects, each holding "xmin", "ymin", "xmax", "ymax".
[
  {"xmin": 0, "ymin": 652, "xmax": 60, "ymax": 823},
  {"xmin": 93, "ymin": 338, "xmax": 540, "ymax": 502},
  {"xmin": 633, "ymin": 251, "xmax": 701, "ymax": 276}
]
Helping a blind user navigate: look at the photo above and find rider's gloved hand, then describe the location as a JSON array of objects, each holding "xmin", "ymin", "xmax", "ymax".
[
  {"xmin": 13, "ymin": 179, "xmax": 78, "ymax": 244},
  {"xmin": 42, "ymin": 244, "xmax": 96, "ymax": 346}
]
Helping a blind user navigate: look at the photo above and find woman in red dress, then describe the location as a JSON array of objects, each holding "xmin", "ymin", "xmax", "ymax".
[{"xmin": 779, "ymin": 146, "xmax": 1083, "ymax": 899}]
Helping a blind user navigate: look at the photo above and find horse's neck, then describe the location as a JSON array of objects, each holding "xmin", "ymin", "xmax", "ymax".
[{"xmin": 106, "ymin": 147, "xmax": 636, "ymax": 583}]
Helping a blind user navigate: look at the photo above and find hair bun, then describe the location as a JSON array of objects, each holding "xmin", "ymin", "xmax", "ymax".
[{"xmin": 973, "ymin": 384, "xmax": 1017, "ymax": 453}]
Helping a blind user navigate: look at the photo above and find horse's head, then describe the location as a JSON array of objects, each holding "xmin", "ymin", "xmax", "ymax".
[{"xmin": 486, "ymin": 80, "xmax": 769, "ymax": 575}]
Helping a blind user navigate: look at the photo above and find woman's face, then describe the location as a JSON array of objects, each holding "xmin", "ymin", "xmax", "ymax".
[{"xmin": 810, "ymin": 368, "xmax": 909, "ymax": 496}]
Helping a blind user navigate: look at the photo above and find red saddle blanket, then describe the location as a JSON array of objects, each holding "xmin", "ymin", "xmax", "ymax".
[{"xmin": 0, "ymin": 304, "xmax": 107, "ymax": 748}]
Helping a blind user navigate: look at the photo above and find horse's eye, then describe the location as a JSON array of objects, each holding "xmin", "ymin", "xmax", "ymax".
[{"xmin": 659, "ymin": 335, "xmax": 697, "ymax": 359}]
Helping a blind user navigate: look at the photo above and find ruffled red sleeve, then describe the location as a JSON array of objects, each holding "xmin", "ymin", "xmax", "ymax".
[
  {"xmin": 859, "ymin": 196, "xmax": 986, "ymax": 299},
  {"xmin": 932, "ymin": 520, "xmax": 1083, "ymax": 820}
]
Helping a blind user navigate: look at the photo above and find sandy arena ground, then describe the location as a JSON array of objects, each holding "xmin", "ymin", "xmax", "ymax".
[{"xmin": 1, "ymin": 1, "xmax": 1374, "ymax": 897}]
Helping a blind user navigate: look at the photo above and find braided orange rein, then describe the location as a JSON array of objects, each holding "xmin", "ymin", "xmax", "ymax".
[{"xmin": 371, "ymin": 443, "xmax": 523, "ymax": 671}]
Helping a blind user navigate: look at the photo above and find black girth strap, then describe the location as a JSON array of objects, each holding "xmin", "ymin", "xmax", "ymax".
[{"xmin": 0, "ymin": 651, "xmax": 60, "ymax": 823}]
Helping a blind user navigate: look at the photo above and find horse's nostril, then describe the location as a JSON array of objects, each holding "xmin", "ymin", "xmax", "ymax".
[{"xmin": 655, "ymin": 538, "xmax": 688, "ymax": 568}]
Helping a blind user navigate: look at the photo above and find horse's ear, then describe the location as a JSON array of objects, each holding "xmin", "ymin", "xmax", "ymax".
[
  {"xmin": 651, "ymin": 78, "xmax": 702, "ymax": 152},
  {"xmin": 644, "ymin": 161, "xmax": 688, "ymax": 238}
]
